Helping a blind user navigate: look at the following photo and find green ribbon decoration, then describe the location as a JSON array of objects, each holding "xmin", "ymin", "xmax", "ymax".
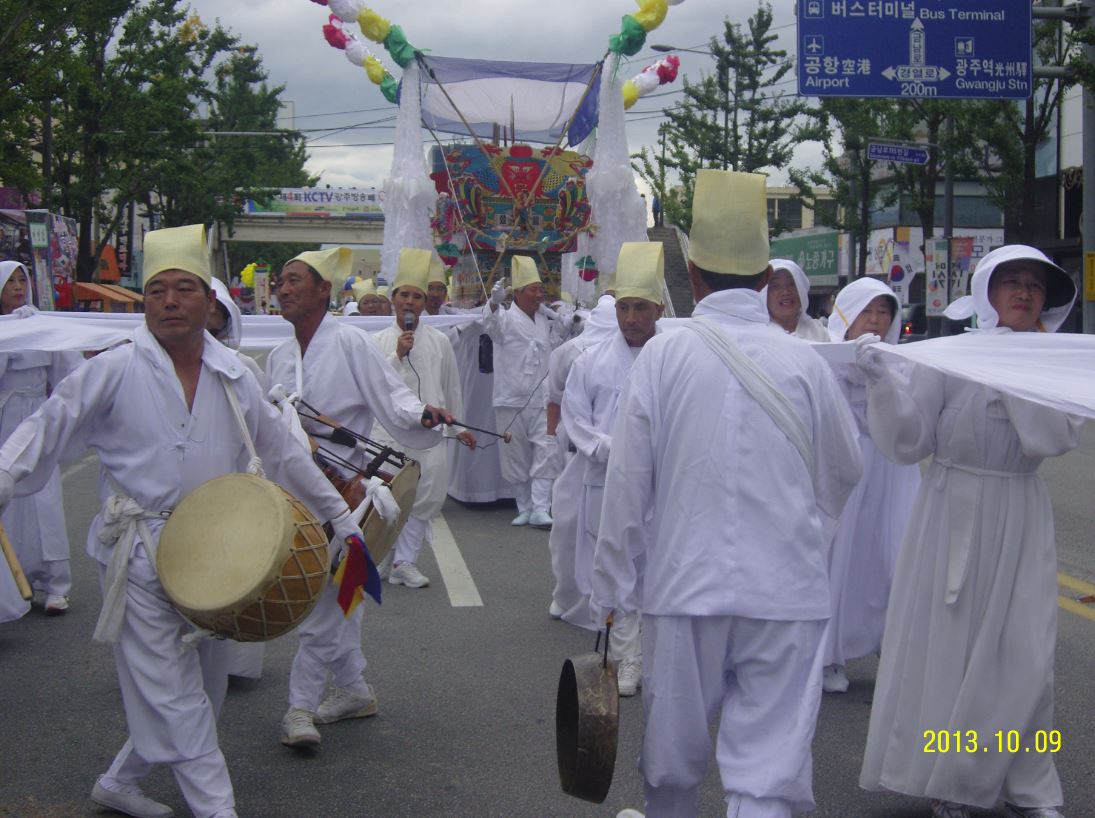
[
  {"xmin": 380, "ymin": 74, "xmax": 399, "ymax": 104},
  {"xmin": 608, "ymin": 15, "xmax": 647, "ymax": 56},
  {"xmin": 384, "ymin": 25, "xmax": 417, "ymax": 68}
]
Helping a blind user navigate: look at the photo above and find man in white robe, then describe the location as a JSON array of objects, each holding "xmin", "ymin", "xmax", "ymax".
[
  {"xmin": 591, "ymin": 171, "xmax": 862, "ymax": 818},
  {"xmin": 565, "ymin": 243, "xmax": 667, "ymax": 697},
  {"xmin": 268, "ymin": 247, "xmax": 453, "ymax": 748},
  {"xmin": 764, "ymin": 259, "xmax": 829, "ymax": 341},
  {"xmin": 372, "ymin": 249, "xmax": 474, "ymax": 589},
  {"xmin": 0, "ymin": 225, "xmax": 362, "ymax": 818},
  {"xmin": 545, "ymin": 294, "xmax": 617, "ymax": 623},
  {"xmin": 483, "ymin": 256, "xmax": 572, "ymax": 527}
]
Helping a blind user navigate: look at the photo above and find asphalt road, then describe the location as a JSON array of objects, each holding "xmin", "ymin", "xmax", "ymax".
[{"xmin": 2, "ymin": 431, "xmax": 1095, "ymax": 818}]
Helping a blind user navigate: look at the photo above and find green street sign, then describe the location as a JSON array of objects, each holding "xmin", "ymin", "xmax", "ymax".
[{"xmin": 770, "ymin": 230, "xmax": 839, "ymax": 286}]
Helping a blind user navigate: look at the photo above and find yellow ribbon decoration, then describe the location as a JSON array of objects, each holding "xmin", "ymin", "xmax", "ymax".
[
  {"xmin": 622, "ymin": 80, "xmax": 640, "ymax": 109},
  {"xmin": 358, "ymin": 8, "xmax": 391, "ymax": 43},
  {"xmin": 632, "ymin": 0, "xmax": 668, "ymax": 32},
  {"xmin": 365, "ymin": 55, "xmax": 386, "ymax": 85}
]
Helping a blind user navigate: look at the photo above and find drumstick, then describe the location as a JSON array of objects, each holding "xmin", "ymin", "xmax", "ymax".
[
  {"xmin": 444, "ymin": 418, "xmax": 512, "ymax": 444},
  {"xmin": 0, "ymin": 522, "xmax": 32, "ymax": 601}
]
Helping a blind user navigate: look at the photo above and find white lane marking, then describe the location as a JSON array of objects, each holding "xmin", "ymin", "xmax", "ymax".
[
  {"xmin": 430, "ymin": 515, "xmax": 483, "ymax": 607},
  {"xmin": 61, "ymin": 454, "xmax": 96, "ymax": 481}
]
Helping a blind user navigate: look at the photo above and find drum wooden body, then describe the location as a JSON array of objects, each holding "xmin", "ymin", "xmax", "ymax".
[
  {"xmin": 157, "ymin": 473, "xmax": 329, "ymax": 642},
  {"xmin": 333, "ymin": 460, "xmax": 420, "ymax": 566}
]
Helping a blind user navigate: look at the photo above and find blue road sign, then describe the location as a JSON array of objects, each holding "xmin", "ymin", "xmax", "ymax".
[
  {"xmin": 867, "ymin": 142, "xmax": 930, "ymax": 164},
  {"xmin": 797, "ymin": 0, "xmax": 1032, "ymax": 99}
]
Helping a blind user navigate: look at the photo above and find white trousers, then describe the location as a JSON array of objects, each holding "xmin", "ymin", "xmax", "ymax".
[
  {"xmin": 494, "ymin": 406, "xmax": 554, "ymax": 514},
  {"xmin": 393, "ymin": 515, "xmax": 430, "ymax": 565},
  {"xmin": 609, "ymin": 612, "xmax": 642, "ymax": 663},
  {"xmin": 640, "ymin": 615, "xmax": 826, "ymax": 818},
  {"xmin": 288, "ymin": 577, "xmax": 367, "ymax": 710},
  {"xmin": 96, "ymin": 551, "xmax": 235, "ymax": 818},
  {"xmin": 549, "ymin": 450, "xmax": 587, "ymax": 621}
]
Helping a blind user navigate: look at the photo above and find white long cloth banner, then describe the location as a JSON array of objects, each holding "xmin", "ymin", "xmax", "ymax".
[
  {"xmin": 0, "ymin": 312, "xmax": 482, "ymax": 353},
  {"xmin": 812, "ymin": 331, "xmax": 1095, "ymax": 421}
]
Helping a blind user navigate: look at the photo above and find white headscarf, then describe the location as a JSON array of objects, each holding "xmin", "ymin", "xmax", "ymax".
[
  {"xmin": 210, "ymin": 278, "xmax": 242, "ymax": 350},
  {"xmin": 582, "ymin": 294, "xmax": 618, "ymax": 344},
  {"xmin": 764, "ymin": 258, "xmax": 810, "ymax": 320},
  {"xmin": 943, "ymin": 244, "xmax": 1076, "ymax": 333},
  {"xmin": 828, "ymin": 277, "xmax": 901, "ymax": 345},
  {"xmin": 0, "ymin": 261, "xmax": 31, "ymax": 313}
]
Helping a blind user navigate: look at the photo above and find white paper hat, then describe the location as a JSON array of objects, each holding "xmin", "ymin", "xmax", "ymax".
[
  {"xmin": 614, "ymin": 242, "xmax": 665, "ymax": 305},
  {"xmin": 288, "ymin": 247, "xmax": 354, "ymax": 287},
  {"xmin": 144, "ymin": 224, "xmax": 212, "ymax": 288},
  {"xmin": 393, "ymin": 248, "xmax": 432, "ymax": 294},
  {"xmin": 511, "ymin": 255, "xmax": 541, "ymax": 290},
  {"xmin": 687, "ymin": 170, "xmax": 769, "ymax": 277}
]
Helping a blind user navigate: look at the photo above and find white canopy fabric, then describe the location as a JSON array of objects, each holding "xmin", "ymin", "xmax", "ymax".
[{"xmin": 0, "ymin": 312, "xmax": 481, "ymax": 353}]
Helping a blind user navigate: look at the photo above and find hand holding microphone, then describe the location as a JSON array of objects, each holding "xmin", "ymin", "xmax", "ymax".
[{"xmin": 397, "ymin": 310, "xmax": 416, "ymax": 360}]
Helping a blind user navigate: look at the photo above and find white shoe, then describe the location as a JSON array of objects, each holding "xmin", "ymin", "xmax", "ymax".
[
  {"xmin": 930, "ymin": 800, "xmax": 971, "ymax": 818},
  {"xmin": 511, "ymin": 511, "xmax": 531, "ymax": 526},
  {"xmin": 389, "ymin": 561, "xmax": 429, "ymax": 588},
  {"xmin": 1005, "ymin": 805, "xmax": 1065, "ymax": 818},
  {"xmin": 548, "ymin": 600, "xmax": 564, "ymax": 619},
  {"xmin": 280, "ymin": 707, "xmax": 320, "ymax": 747},
  {"xmin": 616, "ymin": 810, "xmax": 645, "ymax": 818},
  {"xmin": 617, "ymin": 657, "xmax": 642, "ymax": 697},
  {"xmin": 315, "ymin": 684, "xmax": 379, "ymax": 724},
  {"xmin": 376, "ymin": 550, "xmax": 394, "ymax": 580},
  {"xmin": 822, "ymin": 664, "xmax": 849, "ymax": 693},
  {"xmin": 45, "ymin": 594, "xmax": 69, "ymax": 614},
  {"xmin": 91, "ymin": 776, "xmax": 174, "ymax": 818},
  {"xmin": 528, "ymin": 510, "xmax": 553, "ymax": 529}
]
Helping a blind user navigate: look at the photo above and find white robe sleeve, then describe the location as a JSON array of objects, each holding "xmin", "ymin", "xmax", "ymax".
[
  {"xmin": 438, "ymin": 335, "xmax": 464, "ymax": 439},
  {"xmin": 341, "ymin": 328, "xmax": 441, "ymax": 450},
  {"xmin": 810, "ymin": 363, "xmax": 864, "ymax": 519},
  {"xmin": 589, "ymin": 353, "xmax": 656, "ymax": 619},
  {"xmin": 562, "ymin": 356, "xmax": 610, "ymax": 462},
  {"xmin": 866, "ymin": 361, "xmax": 946, "ymax": 465},
  {"xmin": 1001, "ymin": 393, "xmax": 1084, "ymax": 459},
  {"xmin": 0, "ymin": 353, "xmax": 120, "ymax": 494}
]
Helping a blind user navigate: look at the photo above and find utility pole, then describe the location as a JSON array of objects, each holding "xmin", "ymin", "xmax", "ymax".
[{"xmin": 1083, "ymin": 0, "xmax": 1095, "ymax": 333}]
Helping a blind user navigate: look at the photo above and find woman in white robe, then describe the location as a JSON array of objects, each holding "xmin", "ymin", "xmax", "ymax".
[
  {"xmin": 764, "ymin": 258, "xmax": 829, "ymax": 341},
  {"xmin": 858, "ymin": 245, "xmax": 1081, "ymax": 818},
  {"xmin": 0, "ymin": 260, "xmax": 81, "ymax": 619},
  {"xmin": 820, "ymin": 277, "xmax": 921, "ymax": 693}
]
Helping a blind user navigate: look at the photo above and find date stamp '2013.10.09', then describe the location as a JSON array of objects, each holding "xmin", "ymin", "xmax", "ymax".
[{"xmin": 923, "ymin": 729, "xmax": 1061, "ymax": 754}]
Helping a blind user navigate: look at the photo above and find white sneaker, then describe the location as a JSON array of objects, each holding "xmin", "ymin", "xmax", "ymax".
[
  {"xmin": 45, "ymin": 594, "xmax": 69, "ymax": 614},
  {"xmin": 617, "ymin": 810, "xmax": 645, "ymax": 818},
  {"xmin": 617, "ymin": 657, "xmax": 642, "ymax": 697},
  {"xmin": 511, "ymin": 511, "xmax": 531, "ymax": 526},
  {"xmin": 528, "ymin": 510, "xmax": 553, "ymax": 529},
  {"xmin": 280, "ymin": 707, "xmax": 320, "ymax": 747},
  {"xmin": 91, "ymin": 776, "xmax": 174, "ymax": 818},
  {"xmin": 389, "ymin": 562, "xmax": 429, "ymax": 588},
  {"xmin": 315, "ymin": 684, "xmax": 379, "ymax": 724},
  {"xmin": 930, "ymin": 800, "xmax": 971, "ymax": 818},
  {"xmin": 822, "ymin": 664, "xmax": 849, "ymax": 693},
  {"xmin": 376, "ymin": 550, "xmax": 394, "ymax": 580},
  {"xmin": 548, "ymin": 600, "xmax": 564, "ymax": 619},
  {"xmin": 1005, "ymin": 805, "xmax": 1065, "ymax": 818}
]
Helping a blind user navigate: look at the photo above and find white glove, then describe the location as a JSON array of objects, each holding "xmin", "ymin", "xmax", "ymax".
[
  {"xmin": 329, "ymin": 509, "xmax": 362, "ymax": 564},
  {"xmin": 0, "ymin": 471, "xmax": 13, "ymax": 514},
  {"xmin": 594, "ymin": 438, "xmax": 611, "ymax": 463},
  {"xmin": 489, "ymin": 280, "xmax": 507, "ymax": 306},
  {"xmin": 853, "ymin": 333, "xmax": 885, "ymax": 380},
  {"xmin": 12, "ymin": 305, "xmax": 37, "ymax": 319},
  {"xmin": 537, "ymin": 303, "xmax": 557, "ymax": 320}
]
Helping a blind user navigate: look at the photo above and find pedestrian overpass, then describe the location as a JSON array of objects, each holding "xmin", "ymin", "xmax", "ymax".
[{"xmin": 210, "ymin": 215, "xmax": 384, "ymax": 276}]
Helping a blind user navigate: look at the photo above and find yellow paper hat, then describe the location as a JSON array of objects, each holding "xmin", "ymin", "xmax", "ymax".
[
  {"xmin": 377, "ymin": 285, "xmax": 390, "ymax": 299},
  {"xmin": 143, "ymin": 224, "xmax": 212, "ymax": 288},
  {"xmin": 614, "ymin": 242, "xmax": 665, "ymax": 305},
  {"xmin": 428, "ymin": 253, "xmax": 447, "ymax": 287},
  {"xmin": 688, "ymin": 170, "xmax": 769, "ymax": 277},
  {"xmin": 288, "ymin": 247, "xmax": 353, "ymax": 287},
  {"xmin": 351, "ymin": 277, "xmax": 376, "ymax": 301},
  {"xmin": 511, "ymin": 255, "xmax": 541, "ymax": 290},
  {"xmin": 393, "ymin": 248, "xmax": 432, "ymax": 294}
]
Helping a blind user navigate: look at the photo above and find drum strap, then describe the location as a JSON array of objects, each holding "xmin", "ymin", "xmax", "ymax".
[
  {"xmin": 93, "ymin": 474, "xmax": 170, "ymax": 644},
  {"xmin": 219, "ymin": 373, "xmax": 266, "ymax": 479},
  {"xmin": 686, "ymin": 318, "xmax": 814, "ymax": 476}
]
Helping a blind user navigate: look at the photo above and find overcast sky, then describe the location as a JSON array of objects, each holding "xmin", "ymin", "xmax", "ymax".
[{"xmin": 185, "ymin": 0, "xmax": 818, "ymax": 190}]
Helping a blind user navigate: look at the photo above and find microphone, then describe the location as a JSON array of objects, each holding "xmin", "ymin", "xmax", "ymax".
[{"xmin": 402, "ymin": 310, "xmax": 415, "ymax": 331}]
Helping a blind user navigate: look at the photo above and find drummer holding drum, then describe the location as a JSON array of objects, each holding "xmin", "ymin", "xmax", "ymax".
[
  {"xmin": 269, "ymin": 246, "xmax": 454, "ymax": 749},
  {"xmin": 0, "ymin": 225, "xmax": 366, "ymax": 818}
]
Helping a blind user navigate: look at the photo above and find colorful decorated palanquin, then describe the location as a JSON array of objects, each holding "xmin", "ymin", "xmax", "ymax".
[{"xmin": 429, "ymin": 143, "xmax": 594, "ymax": 296}]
